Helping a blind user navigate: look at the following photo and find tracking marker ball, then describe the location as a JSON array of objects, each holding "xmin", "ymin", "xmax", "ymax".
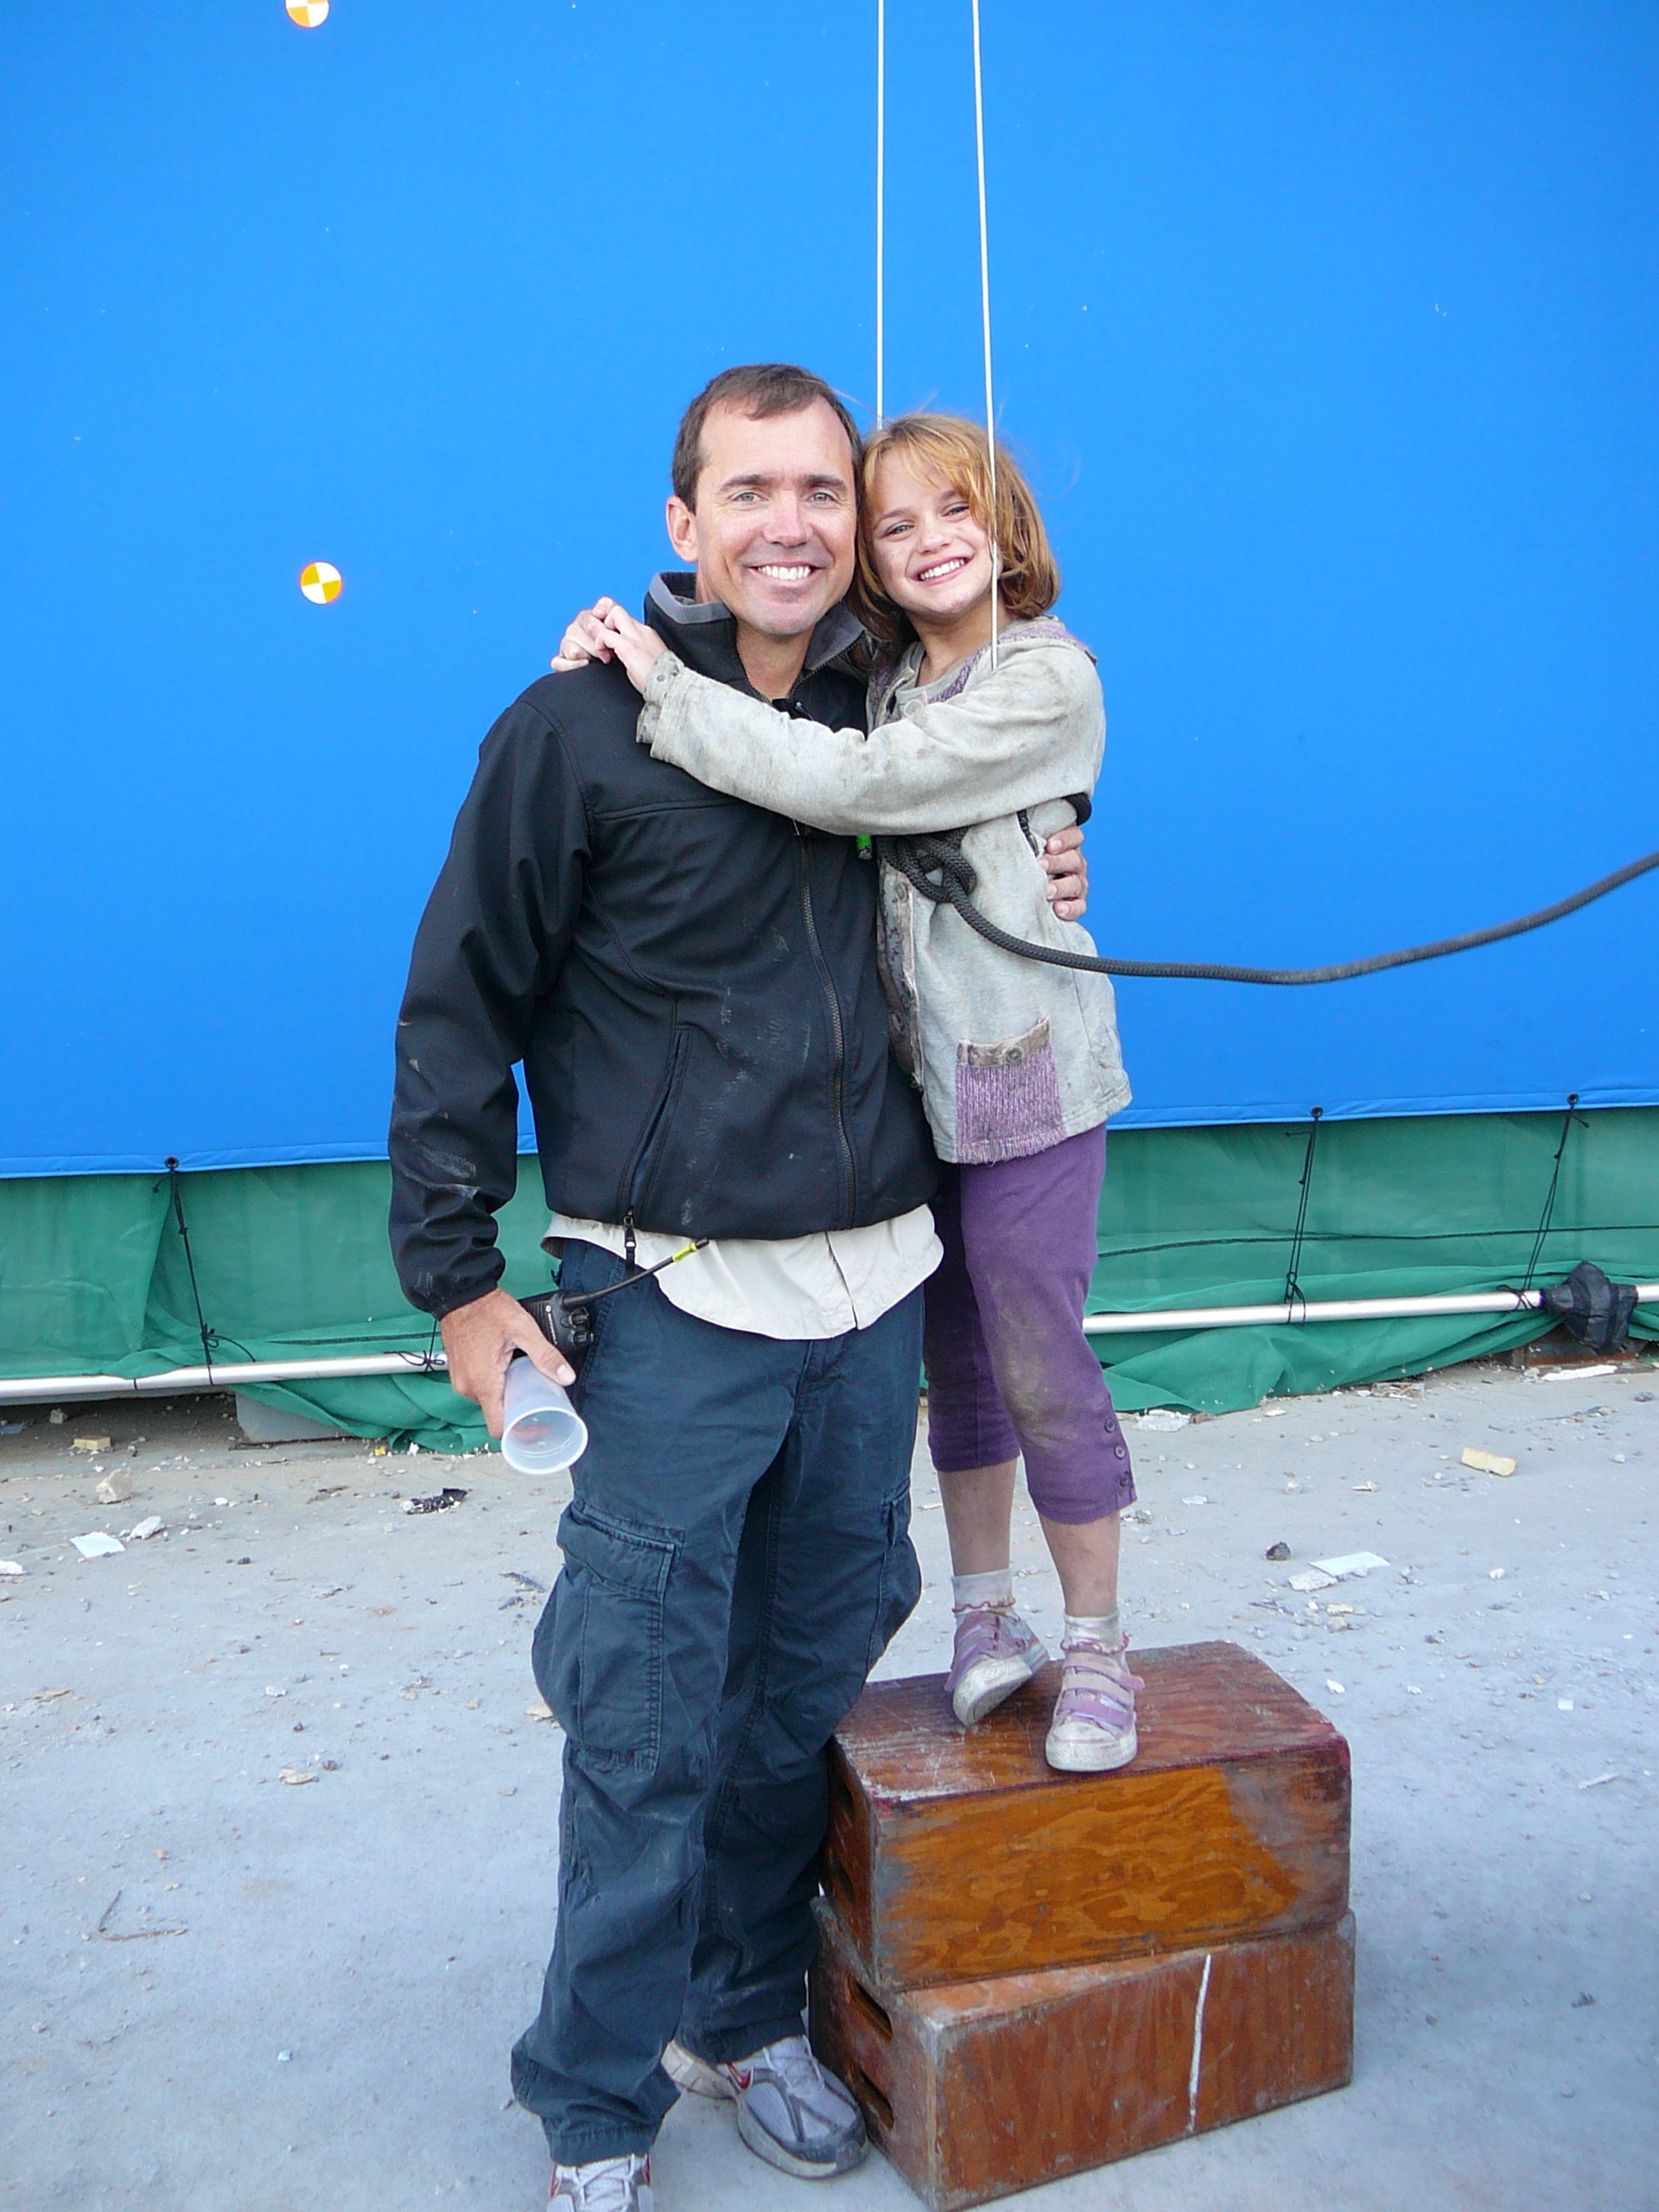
[
  {"xmin": 286, "ymin": 1, "xmax": 330, "ymax": 25},
  {"xmin": 299, "ymin": 561, "xmax": 342, "ymax": 604}
]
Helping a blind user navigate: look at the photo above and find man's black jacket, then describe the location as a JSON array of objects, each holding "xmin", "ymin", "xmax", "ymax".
[{"xmin": 388, "ymin": 575, "xmax": 937, "ymax": 1319}]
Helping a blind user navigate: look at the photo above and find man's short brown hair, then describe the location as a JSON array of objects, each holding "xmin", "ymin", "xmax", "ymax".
[{"xmin": 671, "ymin": 364, "xmax": 862, "ymax": 509}]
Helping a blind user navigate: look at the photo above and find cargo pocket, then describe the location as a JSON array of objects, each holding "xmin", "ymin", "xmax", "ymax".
[
  {"xmin": 955, "ymin": 1015, "xmax": 1066, "ymax": 1164},
  {"xmin": 865, "ymin": 1495, "xmax": 922, "ymax": 1671},
  {"xmin": 546, "ymin": 1504, "xmax": 679, "ymax": 1773}
]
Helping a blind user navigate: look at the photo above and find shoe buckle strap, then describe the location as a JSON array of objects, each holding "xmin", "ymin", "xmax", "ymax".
[{"xmin": 1060, "ymin": 1644, "xmax": 1146, "ymax": 1694}]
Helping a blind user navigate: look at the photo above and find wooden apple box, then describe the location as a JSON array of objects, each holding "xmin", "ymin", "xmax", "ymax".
[
  {"xmin": 810, "ymin": 1900, "xmax": 1357, "ymax": 2211},
  {"xmin": 823, "ymin": 1642, "xmax": 1350, "ymax": 1989}
]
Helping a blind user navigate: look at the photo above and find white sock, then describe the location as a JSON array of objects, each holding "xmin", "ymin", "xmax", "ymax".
[
  {"xmin": 952, "ymin": 1567, "xmax": 1014, "ymax": 1611},
  {"xmin": 1063, "ymin": 1609, "xmax": 1121, "ymax": 1649}
]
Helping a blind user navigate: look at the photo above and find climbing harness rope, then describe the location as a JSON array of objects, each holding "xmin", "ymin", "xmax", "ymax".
[
  {"xmin": 969, "ymin": 0, "xmax": 1001, "ymax": 670},
  {"xmin": 873, "ymin": 3, "xmax": 1002, "ymax": 660},
  {"xmin": 878, "ymin": 830, "xmax": 1659, "ymax": 984},
  {"xmin": 875, "ymin": 0, "xmax": 886, "ymax": 424}
]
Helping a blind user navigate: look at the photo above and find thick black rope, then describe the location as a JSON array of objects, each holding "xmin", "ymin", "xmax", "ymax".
[{"xmin": 878, "ymin": 835, "xmax": 1659, "ymax": 985}]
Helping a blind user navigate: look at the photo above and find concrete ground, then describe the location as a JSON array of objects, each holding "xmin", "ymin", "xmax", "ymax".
[{"xmin": 3, "ymin": 1356, "xmax": 1655, "ymax": 2212}]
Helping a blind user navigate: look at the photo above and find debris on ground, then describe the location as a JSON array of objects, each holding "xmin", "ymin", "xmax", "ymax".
[
  {"xmin": 94, "ymin": 1889, "xmax": 188, "ymax": 1941},
  {"xmin": 1290, "ymin": 1567, "xmax": 1338, "ymax": 1592},
  {"xmin": 1, "ymin": 1560, "xmax": 24, "ymax": 1577},
  {"xmin": 71, "ymin": 1532, "xmax": 125, "ymax": 1559},
  {"xmin": 1136, "ymin": 1408, "xmax": 1192, "ymax": 1433},
  {"xmin": 1462, "ymin": 1447, "xmax": 1518, "ymax": 1477},
  {"xmin": 3, "ymin": 1354, "xmax": 1651, "ymax": 2203},
  {"xmin": 1539, "ymin": 1363, "xmax": 1618, "ymax": 1382},
  {"xmin": 1311, "ymin": 1551, "xmax": 1390, "ymax": 1580},
  {"xmin": 127, "ymin": 1516, "xmax": 165, "ymax": 1541},
  {"xmin": 402, "ymin": 1488, "xmax": 468, "ymax": 1515},
  {"xmin": 94, "ymin": 1470, "xmax": 134, "ymax": 1505},
  {"xmin": 73, "ymin": 1434, "xmax": 113, "ymax": 1454},
  {"xmin": 47, "ymin": 1408, "xmax": 65, "ymax": 1424}
]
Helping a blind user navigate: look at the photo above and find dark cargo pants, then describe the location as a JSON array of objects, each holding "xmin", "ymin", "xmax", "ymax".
[{"xmin": 509, "ymin": 1240, "xmax": 925, "ymax": 2164}]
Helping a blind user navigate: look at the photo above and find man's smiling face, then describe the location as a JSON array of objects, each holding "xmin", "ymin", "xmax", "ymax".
[{"xmin": 665, "ymin": 397, "xmax": 857, "ymax": 645}]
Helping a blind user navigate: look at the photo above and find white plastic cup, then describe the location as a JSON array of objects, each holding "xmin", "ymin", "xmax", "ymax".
[{"xmin": 500, "ymin": 1355, "xmax": 588, "ymax": 1475}]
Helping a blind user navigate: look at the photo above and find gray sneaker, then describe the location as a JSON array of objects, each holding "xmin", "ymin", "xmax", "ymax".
[
  {"xmin": 663, "ymin": 2033, "xmax": 867, "ymax": 2178},
  {"xmin": 548, "ymin": 2154, "xmax": 652, "ymax": 2210}
]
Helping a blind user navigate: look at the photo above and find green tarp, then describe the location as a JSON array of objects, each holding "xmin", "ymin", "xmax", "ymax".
[{"xmin": 2, "ymin": 1108, "xmax": 1654, "ymax": 1447}]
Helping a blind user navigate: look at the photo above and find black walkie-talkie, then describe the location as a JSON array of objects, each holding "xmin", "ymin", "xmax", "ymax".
[
  {"xmin": 519, "ymin": 1289, "xmax": 596, "ymax": 1374},
  {"xmin": 519, "ymin": 1233, "xmax": 709, "ymax": 1376}
]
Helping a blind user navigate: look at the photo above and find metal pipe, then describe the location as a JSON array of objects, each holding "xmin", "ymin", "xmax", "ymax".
[
  {"xmin": 0, "ymin": 1352, "xmax": 443, "ymax": 1404},
  {"xmin": 1083, "ymin": 1285, "xmax": 1659, "ymax": 1336},
  {"xmin": 2, "ymin": 1283, "xmax": 1654, "ymax": 1404}
]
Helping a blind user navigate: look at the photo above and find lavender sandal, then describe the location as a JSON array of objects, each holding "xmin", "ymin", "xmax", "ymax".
[
  {"xmin": 1045, "ymin": 1634, "xmax": 1145, "ymax": 1772},
  {"xmin": 947, "ymin": 1603, "xmax": 1047, "ymax": 1726}
]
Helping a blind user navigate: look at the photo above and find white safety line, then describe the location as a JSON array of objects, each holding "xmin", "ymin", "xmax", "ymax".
[
  {"xmin": 969, "ymin": 0, "xmax": 1001, "ymax": 666},
  {"xmin": 1186, "ymin": 1951, "xmax": 1213, "ymax": 2133},
  {"xmin": 875, "ymin": 0, "xmax": 886, "ymax": 424}
]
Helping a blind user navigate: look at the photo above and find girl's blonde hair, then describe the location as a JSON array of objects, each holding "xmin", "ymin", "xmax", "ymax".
[{"xmin": 853, "ymin": 412, "xmax": 1060, "ymax": 651}]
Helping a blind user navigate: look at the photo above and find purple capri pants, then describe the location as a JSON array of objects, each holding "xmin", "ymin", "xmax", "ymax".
[{"xmin": 923, "ymin": 1122, "xmax": 1136, "ymax": 1526}]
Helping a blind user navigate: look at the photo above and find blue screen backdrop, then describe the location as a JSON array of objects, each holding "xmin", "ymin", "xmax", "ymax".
[{"xmin": 3, "ymin": 1, "xmax": 1656, "ymax": 1173}]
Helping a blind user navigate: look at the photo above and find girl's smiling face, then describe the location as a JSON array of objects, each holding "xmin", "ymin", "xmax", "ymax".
[{"xmin": 865, "ymin": 452, "xmax": 996, "ymax": 631}]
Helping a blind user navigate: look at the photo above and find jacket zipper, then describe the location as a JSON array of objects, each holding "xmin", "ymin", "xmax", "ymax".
[
  {"xmin": 795, "ymin": 824, "xmax": 857, "ymax": 1224},
  {"xmin": 620, "ymin": 1026, "xmax": 689, "ymax": 1223}
]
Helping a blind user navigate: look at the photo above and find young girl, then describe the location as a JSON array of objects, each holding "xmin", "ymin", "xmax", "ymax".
[{"xmin": 565, "ymin": 414, "xmax": 1141, "ymax": 1773}]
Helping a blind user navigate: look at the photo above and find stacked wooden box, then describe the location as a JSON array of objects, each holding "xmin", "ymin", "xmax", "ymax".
[{"xmin": 810, "ymin": 1641, "xmax": 1354, "ymax": 2209}]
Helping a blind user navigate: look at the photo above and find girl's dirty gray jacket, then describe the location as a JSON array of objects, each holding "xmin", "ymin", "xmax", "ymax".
[{"xmin": 639, "ymin": 617, "xmax": 1131, "ymax": 1166}]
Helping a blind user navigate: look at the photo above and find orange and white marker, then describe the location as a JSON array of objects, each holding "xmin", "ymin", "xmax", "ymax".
[
  {"xmin": 287, "ymin": 0, "xmax": 329, "ymax": 26},
  {"xmin": 299, "ymin": 561, "xmax": 343, "ymax": 604}
]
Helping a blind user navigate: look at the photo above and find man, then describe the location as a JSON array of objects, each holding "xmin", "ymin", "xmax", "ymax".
[{"xmin": 389, "ymin": 364, "xmax": 1084, "ymax": 2212}]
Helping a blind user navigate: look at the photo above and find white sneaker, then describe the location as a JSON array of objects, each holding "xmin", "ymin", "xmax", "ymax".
[
  {"xmin": 1044, "ymin": 1634, "xmax": 1145, "ymax": 1773},
  {"xmin": 663, "ymin": 2034, "xmax": 866, "ymax": 2177},
  {"xmin": 549, "ymin": 2152, "xmax": 652, "ymax": 2210}
]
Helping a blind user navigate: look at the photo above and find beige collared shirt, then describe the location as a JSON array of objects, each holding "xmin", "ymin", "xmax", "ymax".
[{"xmin": 544, "ymin": 1207, "xmax": 941, "ymax": 1341}]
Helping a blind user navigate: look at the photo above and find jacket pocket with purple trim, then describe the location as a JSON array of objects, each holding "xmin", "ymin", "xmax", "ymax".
[{"xmin": 954, "ymin": 1015, "xmax": 1067, "ymax": 1165}]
